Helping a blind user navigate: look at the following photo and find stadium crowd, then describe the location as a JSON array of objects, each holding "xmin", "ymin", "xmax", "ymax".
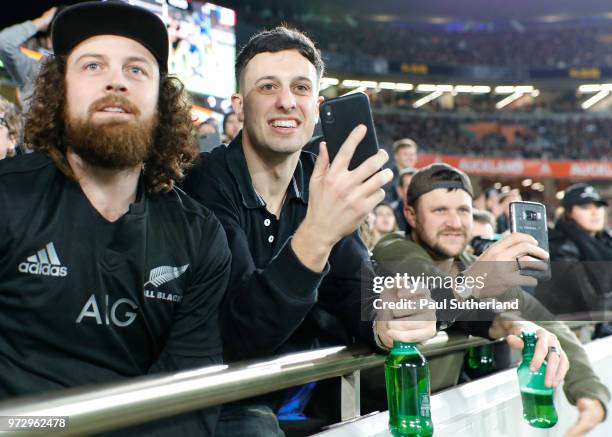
[
  {"xmin": 0, "ymin": 2, "xmax": 611, "ymax": 437},
  {"xmin": 239, "ymin": 7, "xmax": 612, "ymax": 68},
  {"xmin": 374, "ymin": 111, "xmax": 612, "ymax": 160}
]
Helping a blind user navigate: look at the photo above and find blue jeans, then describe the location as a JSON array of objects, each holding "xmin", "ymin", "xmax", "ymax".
[{"xmin": 215, "ymin": 404, "xmax": 285, "ymax": 437}]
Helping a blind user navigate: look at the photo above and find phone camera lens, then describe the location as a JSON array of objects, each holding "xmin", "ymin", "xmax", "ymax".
[{"xmin": 322, "ymin": 105, "xmax": 334, "ymax": 123}]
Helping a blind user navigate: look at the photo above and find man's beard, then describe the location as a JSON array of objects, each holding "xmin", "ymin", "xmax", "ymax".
[
  {"xmin": 64, "ymin": 96, "xmax": 158, "ymax": 170},
  {"xmin": 416, "ymin": 226, "xmax": 468, "ymax": 260}
]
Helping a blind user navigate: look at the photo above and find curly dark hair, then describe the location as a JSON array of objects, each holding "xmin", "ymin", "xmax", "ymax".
[{"xmin": 24, "ymin": 56, "xmax": 198, "ymax": 193}]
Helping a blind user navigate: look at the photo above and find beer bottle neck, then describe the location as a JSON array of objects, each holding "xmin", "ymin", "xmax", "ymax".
[
  {"xmin": 522, "ymin": 339, "xmax": 536, "ymax": 359},
  {"xmin": 391, "ymin": 341, "xmax": 418, "ymax": 353}
]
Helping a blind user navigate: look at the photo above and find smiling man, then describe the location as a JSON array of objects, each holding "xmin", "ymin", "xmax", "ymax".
[
  {"xmin": 183, "ymin": 27, "xmax": 432, "ymax": 435},
  {"xmin": 372, "ymin": 163, "xmax": 610, "ymax": 435},
  {"xmin": 0, "ymin": 2, "xmax": 230, "ymax": 435}
]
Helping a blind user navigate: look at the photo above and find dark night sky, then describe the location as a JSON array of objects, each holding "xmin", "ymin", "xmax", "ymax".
[{"xmin": 4, "ymin": 0, "xmax": 612, "ymax": 30}]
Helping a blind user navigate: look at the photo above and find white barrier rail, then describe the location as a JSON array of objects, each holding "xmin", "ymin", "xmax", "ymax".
[{"xmin": 316, "ymin": 335, "xmax": 612, "ymax": 437}]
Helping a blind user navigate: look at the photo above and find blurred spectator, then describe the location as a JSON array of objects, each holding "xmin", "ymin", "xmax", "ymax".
[
  {"xmin": 386, "ymin": 138, "xmax": 418, "ymax": 202},
  {"xmin": 472, "ymin": 209, "xmax": 496, "ymax": 239},
  {"xmin": 359, "ymin": 211, "xmax": 376, "ymax": 252},
  {"xmin": 197, "ymin": 117, "xmax": 221, "ymax": 153},
  {"xmin": 539, "ymin": 184, "xmax": 612, "ymax": 335},
  {"xmin": 222, "ymin": 110, "xmax": 242, "ymax": 143},
  {"xmin": 374, "ymin": 111, "xmax": 612, "ymax": 161},
  {"xmin": 392, "ymin": 138, "xmax": 418, "ymax": 172},
  {"xmin": 484, "ymin": 188, "xmax": 501, "ymax": 216},
  {"xmin": 0, "ymin": 7, "xmax": 60, "ymax": 110},
  {"xmin": 0, "ymin": 97, "xmax": 23, "ymax": 159},
  {"xmin": 468, "ymin": 209, "xmax": 500, "ymax": 256},
  {"xmin": 496, "ymin": 189, "xmax": 522, "ymax": 233},
  {"xmin": 370, "ymin": 202, "xmax": 398, "ymax": 249},
  {"xmin": 239, "ymin": 8, "xmax": 612, "ymax": 70},
  {"xmin": 391, "ymin": 167, "xmax": 416, "ymax": 232}
]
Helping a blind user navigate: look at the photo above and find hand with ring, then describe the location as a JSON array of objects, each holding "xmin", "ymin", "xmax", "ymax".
[{"xmin": 490, "ymin": 319, "xmax": 569, "ymax": 387}]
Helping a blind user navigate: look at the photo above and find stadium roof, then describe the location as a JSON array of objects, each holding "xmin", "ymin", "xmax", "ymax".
[
  {"xmin": 223, "ymin": 0, "xmax": 612, "ymax": 26},
  {"xmin": 5, "ymin": 0, "xmax": 612, "ymax": 31},
  {"xmin": 333, "ymin": 0, "xmax": 612, "ymax": 23}
]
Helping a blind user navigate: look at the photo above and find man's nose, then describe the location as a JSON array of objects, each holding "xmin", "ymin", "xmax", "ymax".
[
  {"xmin": 104, "ymin": 68, "xmax": 128, "ymax": 93},
  {"xmin": 276, "ymin": 86, "xmax": 296, "ymax": 111},
  {"xmin": 105, "ymin": 82, "xmax": 128, "ymax": 93},
  {"xmin": 446, "ymin": 211, "xmax": 463, "ymax": 227}
]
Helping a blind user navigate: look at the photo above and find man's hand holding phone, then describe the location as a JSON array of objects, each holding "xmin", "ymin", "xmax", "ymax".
[
  {"xmin": 464, "ymin": 233, "xmax": 549, "ymax": 298},
  {"xmin": 291, "ymin": 125, "xmax": 393, "ymax": 272}
]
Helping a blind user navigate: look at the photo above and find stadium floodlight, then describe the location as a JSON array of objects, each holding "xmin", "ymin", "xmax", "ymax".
[
  {"xmin": 496, "ymin": 92, "xmax": 523, "ymax": 109},
  {"xmin": 413, "ymin": 90, "xmax": 443, "ymax": 108},
  {"xmin": 436, "ymin": 84, "xmax": 454, "ymax": 92},
  {"xmin": 321, "ymin": 77, "xmax": 339, "ymax": 86},
  {"xmin": 471, "ymin": 86, "xmax": 491, "ymax": 93},
  {"xmin": 581, "ymin": 90, "xmax": 609, "ymax": 109},
  {"xmin": 379, "ymin": 82, "xmax": 397, "ymax": 90},
  {"xmin": 454, "ymin": 85, "xmax": 473, "ymax": 93},
  {"xmin": 341, "ymin": 79, "xmax": 361, "ymax": 88},
  {"xmin": 395, "ymin": 83, "xmax": 414, "ymax": 91},
  {"xmin": 416, "ymin": 84, "xmax": 438, "ymax": 92},
  {"xmin": 578, "ymin": 84, "xmax": 602, "ymax": 93},
  {"xmin": 495, "ymin": 86, "xmax": 515, "ymax": 94},
  {"xmin": 320, "ymin": 77, "xmax": 339, "ymax": 91},
  {"xmin": 515, "ymin": 85, "xmax": 534, "ymax": 93},
  {"xmin": 360, "ymin": 81, "xmax": 378, "ymax": 88}
]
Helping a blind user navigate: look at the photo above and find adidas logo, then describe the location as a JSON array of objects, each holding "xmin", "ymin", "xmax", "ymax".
[{"xmin": 18, "ymin": 242, "xmax": 68, "ymax": 277}]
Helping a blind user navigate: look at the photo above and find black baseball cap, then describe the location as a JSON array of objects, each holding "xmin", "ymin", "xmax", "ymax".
[
  {"xmin": 562, "ymin": 183, "xmax": 608, "ymax": 208},
  {"xmin": 407, "ymin": 163, "xmax": 473, "ymax": 206},
  {"xmin": 52, "ymin": 1, "xmax": 168, "ymax": 71}
]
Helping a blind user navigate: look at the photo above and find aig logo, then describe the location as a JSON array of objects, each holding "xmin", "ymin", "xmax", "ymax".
[{"xmin": 76, "ymin": 294, "xmax": 138, "ymax": 327}]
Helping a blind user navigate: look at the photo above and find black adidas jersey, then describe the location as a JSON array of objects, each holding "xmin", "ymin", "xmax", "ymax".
[{"xmin": 0, "ymin": 154, "xmax": 231, "ymax": 435}]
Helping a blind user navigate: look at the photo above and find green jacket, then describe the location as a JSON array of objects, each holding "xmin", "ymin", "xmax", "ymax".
[{"xmin": 372, "ymin": 232, "xmax": 610, "ymax": 412}]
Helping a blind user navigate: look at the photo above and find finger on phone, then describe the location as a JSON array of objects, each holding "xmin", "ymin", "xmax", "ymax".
[
  {"xmin": 357, "ymin": 167, "xmax": 394, "ymax": 197},
  {"xmin": 506, "ymin": 242, "xmax": 548, "ymax": 261},
  {"xmin": 500, "ymin": 232, "xmax": 539, "ymax": 247},
  {"xmin": 330, "ymin": 124, "xmax": 367, "ymax": 171},
  {"xmin": 352, "ymin": 149, "xmax": 389, "ymax": 182},
  {"xmin": 313, "ymin": 142, "xmax": 330, "ymax": 176},
  {"xmin": 517, "ymin": 257, "xmax": 549, "ymax": 271}
]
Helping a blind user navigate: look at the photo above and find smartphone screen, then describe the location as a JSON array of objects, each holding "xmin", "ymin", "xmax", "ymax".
[
  {"xmin": 509, "ymin": 201, "xmax": 551, "ymax": 281},
  {"xmin": 319, "ymin": 92, "xmax": 379, "ymax": 171}
]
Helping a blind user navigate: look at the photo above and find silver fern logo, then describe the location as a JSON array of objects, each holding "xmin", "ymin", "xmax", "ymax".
[{"xmin": 144, "ymin": 265, "xmax": 189, "ymax": 288}]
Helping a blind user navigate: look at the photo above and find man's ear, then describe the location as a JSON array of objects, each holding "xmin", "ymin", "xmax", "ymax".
[
  {"xmin": 315, "ymin": 95, "xmax": 325, "ymax": 118},
  {"xmin": 405, "ymin": 204, "xmax": 417, "ymax": 229},
  {"xmin": 231, "ymin": 93, "xmax": 244, "ymax": 119}
]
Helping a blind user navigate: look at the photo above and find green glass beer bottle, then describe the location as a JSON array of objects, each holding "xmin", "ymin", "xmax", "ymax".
[
  {"xmin": 466, "ymin": 344, "xmax": 495, "ymax": 378},
  {"xmin": 384, "ymin": 341, "xmax": 433, "ymax": 437},
  {"xmin": 517, "ymin": 331, "xmax": 558, "ymax": 428}
]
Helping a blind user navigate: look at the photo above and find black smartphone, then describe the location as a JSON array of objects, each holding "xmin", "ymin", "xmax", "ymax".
[
  {"xmin": 509, "ymin": 201, "xmax": 551, "ymax": 281},
  {"xmin": 319, "ymin": 92, "xmax": 379, "ymax": 171}
]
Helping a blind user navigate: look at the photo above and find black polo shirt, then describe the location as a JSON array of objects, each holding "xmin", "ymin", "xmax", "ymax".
[
  {"xmin": 183, "ymin": 133, "xmax": 375, "ymax": 362},
  {"xmin": 0, "ymin": 153, "xmax": 231, "ymax": 435}
]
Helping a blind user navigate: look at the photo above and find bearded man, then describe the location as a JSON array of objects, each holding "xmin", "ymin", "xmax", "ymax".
[
  {"xmin": 0, "ymin": 2, "xmax": 230, "ymax": 435},
  {"xmin": 373, "ymin": 163, "xmax": 609, "ymax": 435}
]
